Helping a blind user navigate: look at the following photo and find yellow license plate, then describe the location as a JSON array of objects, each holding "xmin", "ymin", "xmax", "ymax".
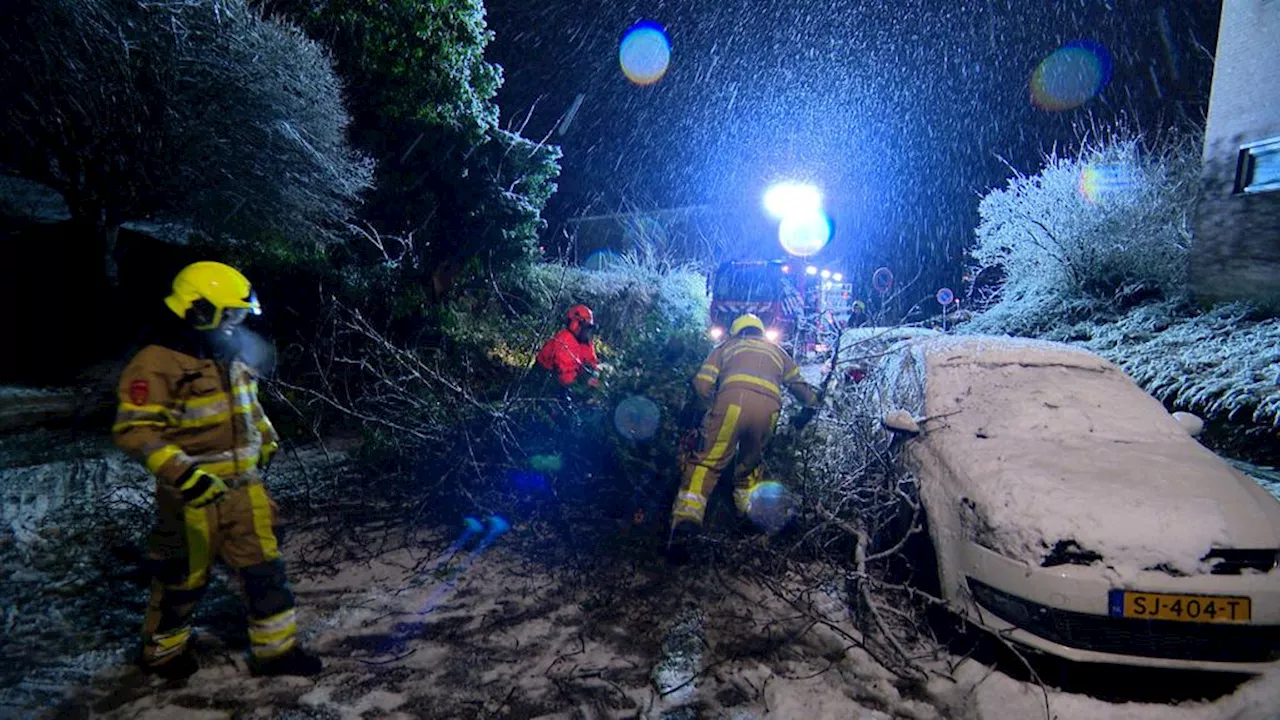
[{"xmin": 1109, "ymin": 590, "xmax": 1251, "ymax": 623}]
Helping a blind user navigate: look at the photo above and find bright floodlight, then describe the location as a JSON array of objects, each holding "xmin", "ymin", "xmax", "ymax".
[
  {"xmin": 765, "ymin": 329, "xmax": 780, "ymax": 342},
  {"xmin": 763, "ymin": 182, "xmax": 822, "ymax": 220},
  {"xmin": 820, "ymin": 269, "xmax": 831, "ymax": 279},
  {"xmin": 805, "ymin": 265, "xmax": 818, "ymax": 275},
  {"xmin": 832, "ymin": 272, "xmax": 843, "ymax": 282},
  {"xmin": 779, "ymin": 210, "xmax": 832, "ymax": 256}
]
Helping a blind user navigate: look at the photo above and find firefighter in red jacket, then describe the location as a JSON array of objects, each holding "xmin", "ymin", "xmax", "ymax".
[{"xmin": 537, "ymin": 304, "xmax": 601, "ymax": 389}]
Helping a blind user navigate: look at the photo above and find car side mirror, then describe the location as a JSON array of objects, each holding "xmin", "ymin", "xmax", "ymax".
[
  {"xmin": 1172, "ymin": 411, "xmax": 1204, "ymax": 438},
  {"xmin": 883, "ymin": 409, "xmax": 921, "ymax": 435}
]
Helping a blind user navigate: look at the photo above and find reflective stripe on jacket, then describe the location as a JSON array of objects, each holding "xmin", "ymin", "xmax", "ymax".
[
  {"xmin": 693, "ymin": 336, "xmax": 819, "ymax": 407},
  {"xmin": 114, "ymin": 344, "xmax": 279, "ymax": 487}
]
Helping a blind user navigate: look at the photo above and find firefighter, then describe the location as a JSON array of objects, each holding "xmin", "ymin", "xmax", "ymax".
[
  {"xmin": 113, "ymin": 261, "xmax": 321, "ymax": 680},
  {"xmin": 536, "ymin": 304, "xmax": 601, "ymax": 389},
  {"xmin": 850, "ymin": 300, "xmax": 870, "ymax": 328},
  {"xmin": 670, "ymin": 313, "xmax": 819, "ymax": 546}
]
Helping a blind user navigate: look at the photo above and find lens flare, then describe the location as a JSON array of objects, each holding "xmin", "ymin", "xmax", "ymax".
[
  {"xmin": 584, "ymin": 249, "xmax": 623, "ymax": 271},
  {"xmin": 620, "ymin": 21, "xmax": 671, "ymax": 86},
  {"xmin": 746, "ymin": 481, "xmax": 795, "ymax": 535},
  {"xmin": 529, "ymin": 453, "xmax": 564, "ymax": 474},
  {"xmin": 1031, "ymin": 41, "xmax": 1112, "ymax": 111},
  {"xmin": 778, "ymin": 210, "xmax": 832, "ymax": 256},
  {"xmin": 511, "ymin": 470, "xmax": 550, "ymax": 493},
  {"xmin": 614, "ymin": 395, "xmax": 661, "ymax": 441},
  {"xmin": 1078, "ymin": 162, "xmax": 1138, "ymax": 204}
]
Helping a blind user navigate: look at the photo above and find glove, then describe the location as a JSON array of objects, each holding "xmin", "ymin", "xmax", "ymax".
[
  {"xmin": 178, "ymin": 468, "xmax": 228, "ymax": 508},
  {"xmin": 260, "ymin": 441, "xmax": 279, "ymax": 471},
  {"xmin": 793, "ymin": 407, "xmax": 818, "ymax": 430}
]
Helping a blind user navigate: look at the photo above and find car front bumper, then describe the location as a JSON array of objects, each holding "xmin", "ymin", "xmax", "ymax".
[{"xmin": 954, "ymin": 542, "xmax": 1280, "ymax": 673}]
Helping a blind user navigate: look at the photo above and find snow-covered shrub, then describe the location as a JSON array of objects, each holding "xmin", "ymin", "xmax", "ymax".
[
  {"xmin": 1041, "ymin": 299, "xmax": 1280, "ymax": 428},
  {"xmin": 967, "ymin": 133, "xmax": 1201, "ymax": 335}
]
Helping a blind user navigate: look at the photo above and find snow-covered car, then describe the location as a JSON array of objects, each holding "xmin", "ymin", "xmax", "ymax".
[{"xmin": 867, "ymin": 334, "xmax": 1280, "ymax": 673}]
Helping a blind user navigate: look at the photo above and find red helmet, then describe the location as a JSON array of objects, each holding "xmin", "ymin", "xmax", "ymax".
[{"xmin": 566, "ymin": 304, "xmax": 595, "ymax": 331}]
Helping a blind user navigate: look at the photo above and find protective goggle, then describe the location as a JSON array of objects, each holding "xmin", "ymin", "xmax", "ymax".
[
  {"xmin": 221, "ymin": 294, "xmax": 261, "ymax": 327},
  {"xmin": 222, "ymin": 308, "xmax": 251, "ymax": 326}
]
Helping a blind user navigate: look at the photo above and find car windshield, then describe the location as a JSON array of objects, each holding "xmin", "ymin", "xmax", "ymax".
[{"xmin": 930, "ymin": 362, "xmax": 1185, "ymax": 444}]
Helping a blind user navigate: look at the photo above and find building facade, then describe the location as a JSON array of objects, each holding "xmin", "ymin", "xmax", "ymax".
[{"xmin": 1193, "ymin": 0, "xmax": 1280, "ymax": 310}]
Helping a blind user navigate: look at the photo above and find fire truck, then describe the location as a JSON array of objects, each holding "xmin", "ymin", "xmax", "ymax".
[{"xmin": 707, "ymin": 260, "xmax": 856, "ymax": 355}]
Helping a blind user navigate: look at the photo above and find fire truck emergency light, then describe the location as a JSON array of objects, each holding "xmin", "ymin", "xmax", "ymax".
[{"xmin": 763, "ymin": 183, "xmax": 821, "ymax": 219}]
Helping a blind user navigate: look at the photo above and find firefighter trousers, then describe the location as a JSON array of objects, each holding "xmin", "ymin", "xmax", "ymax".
[
  {"xmin": 672, "ymin": 388, "xmax": 779, "ymax": 528},
  {"xmin": 141, "ymin": 482, "xmax": 299, "ymax": 666}
]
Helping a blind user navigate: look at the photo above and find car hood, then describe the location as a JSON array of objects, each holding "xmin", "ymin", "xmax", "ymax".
[{"xmin": 914, "ymin": 343, "xmax": 1280, "ymax": 576}]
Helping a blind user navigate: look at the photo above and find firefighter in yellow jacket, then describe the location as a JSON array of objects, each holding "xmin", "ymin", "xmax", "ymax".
[
  {"xmin": 114, "ymin": 261, "xmax": 321, "ymax": 680},
  {"xmin": 670, "ymin": 313, "xmax": 819, "ymax": 543}
]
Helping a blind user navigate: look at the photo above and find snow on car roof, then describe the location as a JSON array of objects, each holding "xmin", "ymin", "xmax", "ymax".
[{"xmin": 913, "ymin": 334, "xmax": 1117, "ymax": 372}]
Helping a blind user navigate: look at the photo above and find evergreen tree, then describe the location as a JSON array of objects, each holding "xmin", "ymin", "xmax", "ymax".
[{"xmin": 0, "ymin": 0, "xmax": 373, "ymax": 283}]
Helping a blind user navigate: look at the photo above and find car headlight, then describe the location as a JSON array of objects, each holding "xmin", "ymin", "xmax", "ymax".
[
  {"xmin": 709, "ymin": 326, "xmax": 724, "ymax": 340},
  {"xmin": 765, "ymin": 329, "xmax": 780, "ymax": 342}
]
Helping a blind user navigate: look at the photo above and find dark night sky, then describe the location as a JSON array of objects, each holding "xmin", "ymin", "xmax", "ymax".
[{"xmin": 482, "ymin": 0, "xmax": 1221, "ymax": 289}]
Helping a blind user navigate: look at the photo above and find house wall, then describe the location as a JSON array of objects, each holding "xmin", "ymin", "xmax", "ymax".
[{"xmin": 1192, "ymin": 0, "xmax": 1280, "ymax": 310}]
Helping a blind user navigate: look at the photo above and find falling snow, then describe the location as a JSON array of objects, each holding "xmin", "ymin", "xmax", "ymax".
[{"xmin": 485, "ymin": 0, "xmax": 1218, "ymax": 293}]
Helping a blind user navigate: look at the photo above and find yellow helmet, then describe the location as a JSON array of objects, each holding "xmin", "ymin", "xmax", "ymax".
[
  {"xmin": 165, "ymin": 261, "xmax": 261, "ymax": 330},
  {"xmin": 729, "ymin": 313, "xmax": 765, "ymax": 336}
]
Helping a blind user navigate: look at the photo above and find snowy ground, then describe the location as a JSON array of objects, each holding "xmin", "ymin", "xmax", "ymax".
[
  {"xmin": 3, "ymin": 374, "xmax": 1280, "ymax": 718},
  {"xmin": 6, "ymin": 518, "xmax": 1276, "ymax": 720}
]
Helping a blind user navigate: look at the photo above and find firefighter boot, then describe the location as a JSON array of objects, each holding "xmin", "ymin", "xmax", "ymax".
[
  {"xmin": 250, "ymin": 646, "xmax": 323, "ymax": 677},
  {"xmin": 666, "ymin": 520, "xmax": 701, "ymax": 566},
  {"xmin": 141, "ymin": 645, "xmax": 199, "ymax": 681}
]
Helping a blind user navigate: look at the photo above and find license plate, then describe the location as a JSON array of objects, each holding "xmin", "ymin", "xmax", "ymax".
[{"xmin": 1108, "ymin": 590, "xmax": 1251, "ymax": 623}]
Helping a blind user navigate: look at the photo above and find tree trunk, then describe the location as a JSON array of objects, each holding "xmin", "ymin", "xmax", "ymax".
[
  {"xmin": 71, "ymin": 205, "xmax": 121, "ymax": 288},
  {"xmin": 100, "ymin": 221, "xmax": 120, "ymax": 288}
]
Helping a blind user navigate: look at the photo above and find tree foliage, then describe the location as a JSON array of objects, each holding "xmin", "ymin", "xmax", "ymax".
[
  {"xmin": 0, "ymin": 0, "xmax": 372, "ymax": 280},
  {"xmin": 264, "ymin": 0, "xmax": 561, "ymax": 297},
  {"xmin": 966, "ymin": 133, "xmax": 1201, "ymax": 335}
]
